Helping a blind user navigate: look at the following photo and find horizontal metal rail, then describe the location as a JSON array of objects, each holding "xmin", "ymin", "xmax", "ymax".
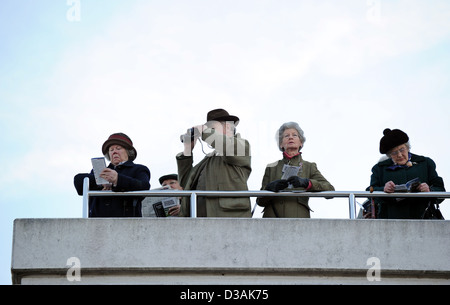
[{"xmin": 82, "ymin": 177, "xmax": 449, "ymax": 219}]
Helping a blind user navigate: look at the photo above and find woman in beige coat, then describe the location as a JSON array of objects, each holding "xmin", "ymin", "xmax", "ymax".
[{"xmin": 256, "ymin": 122, "xmax": 334, "ymax": 218}]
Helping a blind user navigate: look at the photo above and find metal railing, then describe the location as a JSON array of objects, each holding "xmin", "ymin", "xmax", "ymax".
[{"xmin": 82, "ymin": 177, "xmax": 449, "ymax": 219}]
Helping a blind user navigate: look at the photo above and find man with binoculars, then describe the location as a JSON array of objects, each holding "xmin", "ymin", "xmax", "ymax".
[{"xmin": 176, "ymin": 108, "xmax": 252, "ymax": 217}]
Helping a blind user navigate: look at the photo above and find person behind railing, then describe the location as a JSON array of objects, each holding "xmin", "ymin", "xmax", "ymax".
[
  {"xmin": 256, "ymin": 122, "xmax": 335, "ymax": 218},
  {"xmin": 74, "ymin": 133, "xmax": 151, "ymax": 217},
  {"xmin": 176, "ymin": 108, "xmax": 252, "ymax": 217},
  {"xmin": 365, "ymin": 128, "xmax": 445, "ymax": 219},
  {"xmin": 158, "ymin": 174, "xmax": 182, "ymax": 216}
]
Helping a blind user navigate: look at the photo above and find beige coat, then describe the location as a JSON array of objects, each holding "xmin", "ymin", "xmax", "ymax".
[
  {"xmin": 177, "ymin": 128, "xmax": 252, "ymax": 217},
  {"xmin": 257, "ymin": 154, "xmax": 334, "ymax": 218}
]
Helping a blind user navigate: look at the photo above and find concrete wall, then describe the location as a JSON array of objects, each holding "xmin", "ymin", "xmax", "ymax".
[{"xmin": 11, "ymin": 218, "xmax": 450, "ymax": 284}]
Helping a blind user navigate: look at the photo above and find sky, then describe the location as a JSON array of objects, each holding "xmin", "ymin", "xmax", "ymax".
[{"xmin": 1, "ymin": 0, "xmax": 449, "ymax": 285}]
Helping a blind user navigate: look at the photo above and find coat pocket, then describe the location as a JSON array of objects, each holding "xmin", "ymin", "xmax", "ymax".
[
  {"xmin": 297, "ymin": 197, "xmax": 313, "ymax": 212},
  {"xmin": 217, "ymin": 183, "xmax": 250, "ymax": 211}
]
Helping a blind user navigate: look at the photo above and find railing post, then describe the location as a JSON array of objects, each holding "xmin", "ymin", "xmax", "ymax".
[
  {"xmin": 348, "ymin": 193, "xmax": 356, "ymax": 219},
  {"xmin": 82, "ymin": 177, "xmax": 89, "ymax": 218},
  {"xmin": 190, "ymin": 192, "xmax": 197, "ymax": 218}
]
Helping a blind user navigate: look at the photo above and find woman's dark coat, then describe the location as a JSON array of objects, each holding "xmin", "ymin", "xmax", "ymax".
[
  {"xmin": 74, "ymin": 161, "xmax": 150, "ymax": 217},
  {"xmin": 367, "ymin": 153, "xmax": 445, "ymax": 219}
]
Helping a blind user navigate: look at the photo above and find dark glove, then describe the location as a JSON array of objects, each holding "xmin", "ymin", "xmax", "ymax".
[
  {"xmin": 265, "ymin": 179, "xmax": 289, "ymax": 192},
  {"xmin": 410, "ymin": 181, "xmax": 421, "ymax": 193},
  {"xmin": 287, "ymin": 176, "xmax": 310, "ymax": 188}
]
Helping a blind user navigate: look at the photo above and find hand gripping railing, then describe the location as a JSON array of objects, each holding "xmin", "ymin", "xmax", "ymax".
[{"xmin": 82, "ymin": 177, "xmax": 449, "ymax": 219}]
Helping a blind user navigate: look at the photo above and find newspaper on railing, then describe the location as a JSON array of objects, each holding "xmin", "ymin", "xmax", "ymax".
[
  {"xmin": 141, "ymin": 186, "xmax": 180, "ymax": 217},
  {"xmin": 152, "ymin": 197, "xmax": 179, "ymax": 217}
]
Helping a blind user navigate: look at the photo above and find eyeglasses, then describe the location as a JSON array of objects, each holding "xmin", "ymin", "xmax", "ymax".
[
  {"xmin": 283, "ymin": 133, "xmax": 299, "ymax": 139},
  {"xmin": 389, "ymin": 147, "xmax": 408, "ymax": 157}
]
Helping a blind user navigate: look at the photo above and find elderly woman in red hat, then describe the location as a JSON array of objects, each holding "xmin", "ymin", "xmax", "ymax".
[
  {"xmin": 74, "ymin": 133, "xmax": 150, "ymax": 217},
  {"xmin": 366, "ymin": 128, "xmax": 445, "ymax": 219}
]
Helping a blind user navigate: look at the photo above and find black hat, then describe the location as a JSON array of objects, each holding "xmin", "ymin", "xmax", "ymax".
[
  {"xmin": 159, "ymin": 174, "xmax": 178, "ymax": 185},
  {"xmin": 379, "ymin": 128, "xmax": 409, "ymax": 154},
  {"xmin": 206, "ymin": 108, "xmax": 239, "ymax": 126},
  {"xmin": 102, "ymin": 133, "xmax": 137, "ymax": 161}
]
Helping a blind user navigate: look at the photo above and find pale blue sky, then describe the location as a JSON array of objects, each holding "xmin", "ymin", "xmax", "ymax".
[{"xmin": 1, "ymin": 0, "xmax": 449, "ymax": 284}]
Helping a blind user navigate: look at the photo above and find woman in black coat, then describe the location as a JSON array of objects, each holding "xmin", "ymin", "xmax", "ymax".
[
  {"xmin": 367, "ymin": 128, "xmax": 445, "ymax": 219},
  {"xmin": 74, "ymin": 133, "xmax": 150, "ymax": 217}
]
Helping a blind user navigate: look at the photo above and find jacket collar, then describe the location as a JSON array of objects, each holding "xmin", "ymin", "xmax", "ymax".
[
  {"xmin": 379, "ymin": 153, "xmax": 426, "ymax": 168},
  {"xmin": 283, "ymin": 152, "xmax": 303, "ymax": 165},
  {"xmin": 108, "ymin": 160, "xmax": 134, "ymax": 169},
  {"xmin": 283, "ymin": 151, "xmax": 301, "ymax": 159}
]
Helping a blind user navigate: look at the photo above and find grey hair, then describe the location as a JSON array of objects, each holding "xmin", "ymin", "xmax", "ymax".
[
  {"xmin": 104, "ymin": 148, "xmax": 136, "ymax": 161},
  {"xmin": 385, "ymin": 141, "xmax": 411, "ymax": 159},
  {"xmin": 276, "ymin": 122, "xmax": 306, "ymax": 152}
]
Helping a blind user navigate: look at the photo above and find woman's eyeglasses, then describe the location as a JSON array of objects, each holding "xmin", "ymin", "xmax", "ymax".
[{"xmin": 389, "ymin": 147, "xmax": 407, "ymax": 157}]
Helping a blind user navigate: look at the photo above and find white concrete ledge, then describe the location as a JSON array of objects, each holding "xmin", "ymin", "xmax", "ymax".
[{"xmin": 11, "ymin": 218, "xmax": 450, "ymax": 284}]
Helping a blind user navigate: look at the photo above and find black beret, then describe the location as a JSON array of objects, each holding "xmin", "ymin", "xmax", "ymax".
[{"xmin": 379, "ymin": 128, "xmax": 409, "ymax": 154}]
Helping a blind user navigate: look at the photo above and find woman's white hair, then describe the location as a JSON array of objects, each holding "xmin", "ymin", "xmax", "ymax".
[
  {"xmin": 384, "ymin": 141, "xmax": 411, "ymax": 159},
  {"xmin": 276, "ymin": 121, "xmax": 306, "ymax": 152}
]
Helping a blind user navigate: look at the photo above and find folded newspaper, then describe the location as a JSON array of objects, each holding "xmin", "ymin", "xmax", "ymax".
[
  {"xmin": 152, "ymin": 197, "xmax": 179, "ymax": 217},
  {"xmin": 141, "ymin": 186, "xmax": 180, "ymax": 217},
  {"xmin": 394, "ymin": 177, "xmax": 420, "ymax": 192},
  {"xmin": 91, "ymin": 157, "xmax": 109, "ymax": 185}
]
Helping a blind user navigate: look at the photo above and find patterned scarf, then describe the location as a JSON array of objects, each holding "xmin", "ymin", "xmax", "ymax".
[{"xmin": 387, "ymin": 152, "xmax": 413, "ymax": 170}]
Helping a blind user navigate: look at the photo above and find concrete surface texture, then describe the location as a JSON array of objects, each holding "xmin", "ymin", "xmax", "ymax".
[{"xmin": 11, "ymin": 218, "xmax": 450, "ymax": 284}]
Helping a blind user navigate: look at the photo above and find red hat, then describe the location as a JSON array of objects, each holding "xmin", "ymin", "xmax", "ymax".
[{"xmin": 102, "ymin": 133, "xmax": 137, "ymax": 161}]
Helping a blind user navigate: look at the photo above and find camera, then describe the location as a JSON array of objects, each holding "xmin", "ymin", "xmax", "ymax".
[{"xmin": 180, "ymin": 127, "xmax": 198, "ymax": 143}]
